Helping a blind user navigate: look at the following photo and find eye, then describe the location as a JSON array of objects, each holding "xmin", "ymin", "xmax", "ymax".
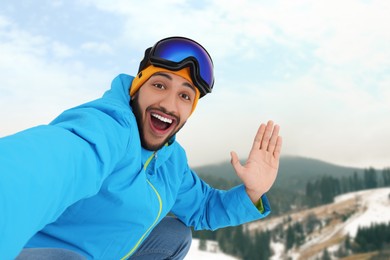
[
  {"xmin": 153, "ymin": 83, "xmax": 165, "ymax": 90},
  {"xmin": 180, "ymin": 93, "xmax": 191, "ymax": 101}
]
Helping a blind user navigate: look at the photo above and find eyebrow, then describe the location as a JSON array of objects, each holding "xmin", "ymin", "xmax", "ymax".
[{"xmin": 152, "ymin": 72, "xmax": 196, "ymax": 93}]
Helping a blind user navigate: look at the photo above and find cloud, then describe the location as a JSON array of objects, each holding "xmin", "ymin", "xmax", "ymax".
[
  {"xmin": 51, "ymin": 41, "xmax": 76, "ymax": 58},
  {"xmin": 1, "ymin": 1, "xmax": 389, "ymax": 168},
  {"xmin": 0, "ymin": 14, "xmax": 111, "ymax": 135},
  {"xmin": 0, "ymin": 15, "xmax": 10, "ymax": 27},
  {"xmin": 81, "ymin": 0, "xmax": 390, "ymax": 87},
  {"xmin": 81, "ymin": 41, "xmax": 113, "ymax": 54}
]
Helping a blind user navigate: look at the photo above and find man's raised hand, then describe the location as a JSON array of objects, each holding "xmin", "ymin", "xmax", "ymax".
[{"xmin": 230, "ymin": 120, "xmax": 283, "ymax": 203}]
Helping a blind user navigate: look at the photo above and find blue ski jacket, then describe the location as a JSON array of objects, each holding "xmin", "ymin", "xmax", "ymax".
[{"xmin": 0, "ymin": 74, "xmax": 270, "ymax": 259}]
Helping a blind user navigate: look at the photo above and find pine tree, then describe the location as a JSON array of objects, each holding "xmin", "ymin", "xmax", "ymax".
[
  {"xmin": 352, "ymin": 171, "xmax": 362, "ymax": 191},
  {"xmin": 232, "ymin": 225, "xmax": 246, "ymax": 257},
  {"xmin": 217, "ymin": 227, "xmax": 234, "ymax": 255},
  {"xmin": 319, "ymin": 176, "xmax": 336, "ymax": 204},
  {"xmin": 321, "ymin": 248, "xmax": 331, "ymax": 260},
  {"xmin": 286, "ymin": 224, "xmax": 295, "ymax": 251},
  {"xmin": 383, "ymin": 168, "xmax": 390, "ymax": 186},
  {"xmin": 353, "ymin": 222, "xmax": 390, "ymax": 253},
  {"xmin": 364, "ymin": 167, "xmax": 377, "ymax": 189},
  {"xmin": 249, "ymin": 231, "xmax": 272, "ymax": 260},
  {"xmin": 344, "ymin": 233, "xmax": 351, "ymax": 251},
  {"xmin": 199, "ymin": 238, "xmax": 207, "ymax": 251},
  {"xmin": 305, "ymin": 213, "xmax": 320, "ymax": 234},
  {"xmin": 305, "ymin": 181, "xmax": 316, "ymax": 207},
  {"xmin": 341, "ymin": 176, "xmax": 350, "ymax": 193},
  {"xmin": 294, "ymin": 222, "xmax": 305, "ymax": 246}
]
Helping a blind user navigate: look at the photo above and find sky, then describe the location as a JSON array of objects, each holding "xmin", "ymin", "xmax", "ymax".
[{"xmin": 0, "ymin": 0, "xmax": 389, "ymax": 169}]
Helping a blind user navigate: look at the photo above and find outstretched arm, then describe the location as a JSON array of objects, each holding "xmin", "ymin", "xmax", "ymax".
[{"xmin": 230, "ymin": 120, "xmax": 283, "ymax": 203}]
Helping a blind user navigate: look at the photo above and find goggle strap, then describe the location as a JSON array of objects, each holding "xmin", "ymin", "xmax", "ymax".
[{"xmin": 138, "ymin": 48, "xmax": 152, "ymax": 73}]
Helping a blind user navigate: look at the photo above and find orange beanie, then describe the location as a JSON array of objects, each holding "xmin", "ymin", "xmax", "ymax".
[{"xmin": 130, "ymin": 65, "xmax": 200, "ymax": 114}]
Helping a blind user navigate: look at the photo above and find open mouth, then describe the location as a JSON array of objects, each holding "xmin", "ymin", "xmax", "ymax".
[{"xmin": 150, "ymin": 112, "xmax": 175, "ymax": 132}]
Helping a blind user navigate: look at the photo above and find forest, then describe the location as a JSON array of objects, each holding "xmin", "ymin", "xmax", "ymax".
[{"xmin": 192, "ymin": 166, "xmax": 390, "ymax": 259}]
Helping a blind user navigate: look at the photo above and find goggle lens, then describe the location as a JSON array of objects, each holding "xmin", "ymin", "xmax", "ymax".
[{"xmin": 149, "ymin": 37, "xmax": 214, "ymax": 96}]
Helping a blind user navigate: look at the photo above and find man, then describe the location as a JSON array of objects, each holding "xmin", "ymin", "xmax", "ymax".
[{"xmin": 0, "ymin": 36, "xmax": 282, "ymax": 259}]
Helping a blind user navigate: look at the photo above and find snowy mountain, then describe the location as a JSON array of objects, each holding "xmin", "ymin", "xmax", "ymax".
[
  {"xmin": 187, "ymin": 188, "xmax": 390, "ymax": 259},
  {"xmin": 248, "ymin": 187, "xmax": 390, "ymax": 259},
  {"xmin": 336, "ymin": 188, "xmax": 390, "ymax": 237}
]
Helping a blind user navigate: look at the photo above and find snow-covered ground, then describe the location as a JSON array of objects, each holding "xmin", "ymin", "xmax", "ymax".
[
  {"xmin": 336, "ymin": 187, "xmax": 390, "ymax": 237},
  {"xmin": 185, "ymin": 239, "xmax": 238, "ymax": 260},
  {"xmin": 185, "ymin": 188, "xmax": 390, "ymax": 259},
  {"xmin": 296, "ymin": 188, "xmax": 390, "ymax": 259},
  {"xmin": 269, "ymin": 241, "xmax": 284, "ymax": 260}
]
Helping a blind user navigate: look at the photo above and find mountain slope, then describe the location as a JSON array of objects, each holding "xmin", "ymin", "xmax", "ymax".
[
  {"xmin": 186, "ymin": 188, "xmax": 390, "ymax": 259},
  {"xmin": 247, "ymin": 187, "xmax": 390, "ymax": 260},
  {"xmin": 193, "ymin": 156, "xmax": 372, "ymax": 192}
]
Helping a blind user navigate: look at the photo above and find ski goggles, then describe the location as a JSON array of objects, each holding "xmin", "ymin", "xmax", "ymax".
[{"xmin": 141, "ymin": 36, "xmax": 214, "ymax": 97}]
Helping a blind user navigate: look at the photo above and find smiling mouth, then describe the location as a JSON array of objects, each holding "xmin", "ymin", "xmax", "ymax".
[{"xmin": 150, "ymin": 112, "xmax": 174, "ymax": 131}]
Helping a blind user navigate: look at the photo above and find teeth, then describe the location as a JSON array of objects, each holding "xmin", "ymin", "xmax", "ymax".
[{"xmin": 152, "ymin": 113, "xmax": 173, "ymax": 124}]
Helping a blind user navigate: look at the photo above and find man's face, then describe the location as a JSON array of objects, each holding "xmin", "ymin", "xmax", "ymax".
[{"xmin": 131, "ymin": 72, "xmax": 197, "ymax": 151}]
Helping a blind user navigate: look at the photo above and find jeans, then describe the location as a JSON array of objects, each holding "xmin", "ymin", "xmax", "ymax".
[{"xmin": 16, "ymin": 216, "xmax": 192, "ymax": 260}]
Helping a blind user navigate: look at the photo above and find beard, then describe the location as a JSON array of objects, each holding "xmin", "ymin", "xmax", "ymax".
[{"xmin": 130, "ymin": 96, "xmax": 186, "ymax": 151}]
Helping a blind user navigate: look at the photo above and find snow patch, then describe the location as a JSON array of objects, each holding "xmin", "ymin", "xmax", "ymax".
[
  {"xmin": 340, "ymin": 188, "xmax": 390, "ymax": 237},
  {"xmin": 186, "ymin": 239, "xmax": 238, "ymax": 260}
]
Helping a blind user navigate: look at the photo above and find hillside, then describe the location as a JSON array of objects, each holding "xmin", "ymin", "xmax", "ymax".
[
  {"xmin": 246, "ymin": 187, "xmax": 390, "ymax": 260},
  {"xmin": 193, "ymin": 156, "xmax": 374, "ymax": 192},
  {"xmin": 186, "ymin": 188, "xmax": 390, "ymax": 259}
]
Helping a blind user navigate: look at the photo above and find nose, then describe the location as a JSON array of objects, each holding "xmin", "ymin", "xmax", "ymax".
[{"xmin": 158, "ymin": 90, "xmax": 178, "ymax": 115}]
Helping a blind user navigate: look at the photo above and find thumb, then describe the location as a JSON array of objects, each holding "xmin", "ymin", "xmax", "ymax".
[{"xmin": 230, "ymin": 151, "xmax": 243, "ymax": 174}]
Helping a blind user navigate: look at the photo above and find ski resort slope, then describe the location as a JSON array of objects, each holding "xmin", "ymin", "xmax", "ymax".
[
  {"xmin": 185, "ymin": 188, "xmax": 390, "ymax": 259},
  {"xmin": 289, "ymin": 188, "xmax": 390, "ymax": 259},
  {"xmin": 336, "ymin": 187, "xmax": 390, "ymax": 237},
  {"xmin": 297, "ymin": 188, "xmax": 390, "ymax": 259}
]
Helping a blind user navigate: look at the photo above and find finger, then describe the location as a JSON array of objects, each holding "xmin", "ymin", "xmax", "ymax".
[
  {"xmin": 260, "ymin": 120, "xmax": 274, "ymax": 150},
  {"xmin": 267, "ymin": 124, "xmax": 280, "ymax": 152},
  {"xmin": 230, "ymin": 151, "xmax": 243, "ymax": 175},
  {"xmin": 273, "ymin": 136, "xmax": 283, "ymax": 160},
  {"xmin": 251, "ymin": 123, "xmax": 266, "ymax": 151}
]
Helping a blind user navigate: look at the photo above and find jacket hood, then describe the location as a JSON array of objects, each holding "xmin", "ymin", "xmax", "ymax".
[
  {"xmin": 102, "ymin": 74, "xmax": 133, "ymax": 110},
  {"xmin": 103, "ymin": 74, "xmax": 176, "ymax": 165}
]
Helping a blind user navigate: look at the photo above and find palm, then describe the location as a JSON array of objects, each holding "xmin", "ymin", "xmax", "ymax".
[{"xmin": 231, "ymin": 121, "xmax": 282, "ymax": 203}]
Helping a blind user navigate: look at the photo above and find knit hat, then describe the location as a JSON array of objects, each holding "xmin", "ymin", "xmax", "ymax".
[{"xmin": 130, "ymin": 65, "xmax": 200, "ymax": 114}]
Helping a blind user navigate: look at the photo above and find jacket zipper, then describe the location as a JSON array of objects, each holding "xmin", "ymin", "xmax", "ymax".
[{"xmin": 120, "ymin": 152, "xmax": 163, "ymax": 260}]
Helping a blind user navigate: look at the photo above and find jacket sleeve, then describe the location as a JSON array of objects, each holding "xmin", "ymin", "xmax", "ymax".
[
  {"xmin": 0, "ymin": 100, "xmax": 133, "ymax": 258},
  {"xmin": 171, "ymin": 166, "xmax": 271, "ymax": 231}
]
